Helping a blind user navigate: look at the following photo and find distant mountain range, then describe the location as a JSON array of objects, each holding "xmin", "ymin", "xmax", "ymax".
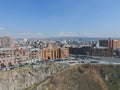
[
  {"xmin": 42, "ymin": 36, "xmax": 107, "ymax": 41},
  {"xmin": 15, "ymin": 36, "xmax": 108, "ymax": 41}
]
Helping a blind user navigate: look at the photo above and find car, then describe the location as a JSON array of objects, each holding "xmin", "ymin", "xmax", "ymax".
[
  {"xmin": 19, "ymin": 64, "xmax": 24, "ymax": 67},
  {"xmin": 36, "ymin": 61, "xmax": 42, "ymax": 63},
  {"xmin": 9, "ymin": 66, "xmax": 16, "ymax": 69},
  {"xmin": 31, "ymin": 63, "xmax": 36, "ymax": 65},
  {"xmin": 24, "ymin": 63, "xmax": 29, "ymax": 65}
]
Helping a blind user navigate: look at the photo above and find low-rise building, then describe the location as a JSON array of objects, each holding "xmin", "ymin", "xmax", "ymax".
[
  {"xmin": 14, "ymin": 48, "xmax": 30, "ymax": 64},
  {"xmin": 30, "ymin": 48, "xmax": 41, "ymax": 60},
  {"xmin": 0, "ymin": 48, "xmax": 15, "ymax": 67}
]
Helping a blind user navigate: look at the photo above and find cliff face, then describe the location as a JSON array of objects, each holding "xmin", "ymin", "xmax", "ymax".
[
  {"xmin": 0, "ymin": 64, "xmax": 120, "ymax": 90},
  {"xmin": 36, "ymin": 65, "xmax": 120, "ymax": 90},
  {"xmin": 37, "ymin": 65, "xmax": 104, "ymax": 90},
  {"xmin": 0, "ymin": 63, "xmax": 69, "ymax": 90}
]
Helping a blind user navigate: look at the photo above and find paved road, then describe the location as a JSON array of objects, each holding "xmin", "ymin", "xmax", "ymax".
[{"xmin": 1, "ymin": 55, "xmax": 120, "ymax": 71}]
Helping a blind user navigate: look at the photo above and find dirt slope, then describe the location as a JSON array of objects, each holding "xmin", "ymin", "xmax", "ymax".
[{"xmin": 38, "ymin": 65, "xmax": 113, "ymax": 90}]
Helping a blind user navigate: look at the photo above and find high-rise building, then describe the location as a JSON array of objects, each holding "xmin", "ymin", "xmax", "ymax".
[{"xmin": 0, "ymin": 36, "xmax": 13, "ymax": 48}]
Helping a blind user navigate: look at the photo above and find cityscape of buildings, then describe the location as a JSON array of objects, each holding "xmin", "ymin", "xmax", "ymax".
[
  {"xmin": 1, "ymin": 1, "xmax": 120, "ymax": 90},
  {"xmin": 0, "ymin": 36, "xmax": 69, "ymax": 68},
  {"xmin": 0, "ymin": 36, "xmax": 120, "ymax": 68}
]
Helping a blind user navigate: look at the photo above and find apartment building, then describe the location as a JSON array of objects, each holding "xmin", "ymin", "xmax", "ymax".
[
  {"xmin": 99, "ymin": 39, "xmax": 120, "ymax": 50},
  {"xmin": 0, "ymin": 48, "xmax": 15, "ymax": 67},
  {"xmin": 0, "ymin": 36, "xmax": 13, "ymax": 48},
  {"xmin": 30, "ymin": 48, "xmax": 41, "ymax": 60},
  {"xmin": 14, "ymin": 48, "xmax": 30, "ymax": 64}
]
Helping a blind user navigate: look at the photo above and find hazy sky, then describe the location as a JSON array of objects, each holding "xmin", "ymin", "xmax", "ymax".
[{"xmin": 0, "ymin": 0, "xmax": 120, "ymax": 38}]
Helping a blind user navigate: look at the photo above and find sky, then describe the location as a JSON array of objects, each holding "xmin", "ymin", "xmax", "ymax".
[{"xmin": 0, "ymin": 0, "xmax": 120, "ymax": 38}]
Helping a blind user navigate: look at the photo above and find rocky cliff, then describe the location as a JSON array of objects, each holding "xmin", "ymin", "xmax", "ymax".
[
  {"xmin": 0, "ymin": 64, "xmax": 120, "ymax": 90},
  {"xmin": 36, "ymin": 64, "xmax": 120, "ymax": 90},
  {"xmin": 0, "ymin": 63, "xmax": 69, "ymax": 90}
]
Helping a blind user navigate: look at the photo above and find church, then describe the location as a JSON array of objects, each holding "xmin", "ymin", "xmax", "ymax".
[{"xmin": 41, "ymin": 42, "xmax": 69, "ymax": 60}]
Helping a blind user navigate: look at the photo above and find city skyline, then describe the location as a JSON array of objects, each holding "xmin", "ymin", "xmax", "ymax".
[{"xmin": 0, "ymin": 0, "xmax": 120, "ymax": 38}]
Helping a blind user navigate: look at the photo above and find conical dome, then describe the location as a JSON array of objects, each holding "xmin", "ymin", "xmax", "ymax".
[{"xmin": 48, "ymin": 42, "xmax": 53, "ymax": 49}]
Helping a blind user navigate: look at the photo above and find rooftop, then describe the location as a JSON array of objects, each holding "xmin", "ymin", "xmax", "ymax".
[{"xmin": 0, "ymin": 48, "xmax": 14, "ymax": 51}]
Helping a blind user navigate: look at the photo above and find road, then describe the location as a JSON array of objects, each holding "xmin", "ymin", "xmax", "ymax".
[{"xmin": 0, "ymin": 55, "xmax": 120, "ymax": 71}]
